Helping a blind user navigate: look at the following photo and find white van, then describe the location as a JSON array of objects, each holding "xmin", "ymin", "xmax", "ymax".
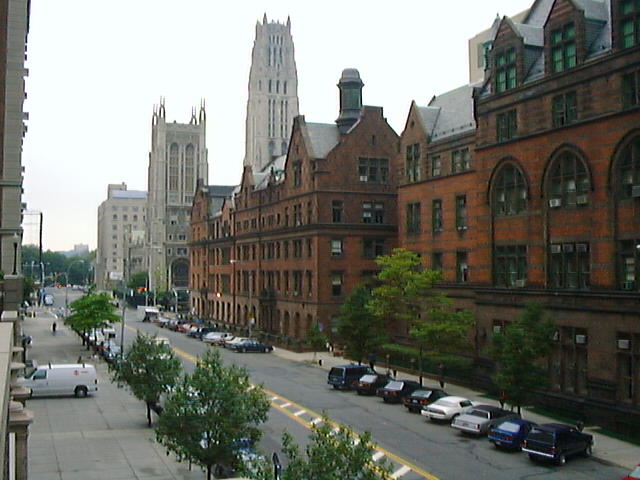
[{"xmin": 18, "ymin": 363, "xmax": 98, "ymax": 398}]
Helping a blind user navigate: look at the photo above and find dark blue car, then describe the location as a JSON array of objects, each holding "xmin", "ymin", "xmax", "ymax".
[{"xmin": 488, "ymin": 419, "xmax": 537, "ymax": 450}]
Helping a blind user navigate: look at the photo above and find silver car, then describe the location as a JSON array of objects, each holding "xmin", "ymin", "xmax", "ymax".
[{"xmin": 451, "ymin": 404, "xmax": 520, "ymax": 435}]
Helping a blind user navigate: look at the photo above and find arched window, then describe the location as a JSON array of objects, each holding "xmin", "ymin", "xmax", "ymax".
[
  {"xmin": 492, "ymin": 163, "xmax": 527, "ymax": 215},
  {"xmin": 185, "ymin": 144, "xmax": 195, "ymax": 195},
  {"xmin": 617, "ymin": 136, "xmax": 640, "ymax": 199},
  {"xmin": 169, "ymin": 143, "xmax": 179, "ymax": 191},
  {"xmin": 548, "ymin": 151, "xmax": 590, "ymax": 207}
]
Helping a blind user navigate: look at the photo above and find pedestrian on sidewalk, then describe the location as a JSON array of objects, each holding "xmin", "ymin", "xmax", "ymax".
[
  {"xmin": 438, "ymin": 363, "xmax": 445, "ymax": 388},
  {"xmin": 368, "ymin": 352, "xmax": 377, "ymax": 371},
  {"xmin": 52, "ymin": 321, "xmax": 57, "ymax": 335},
  {"xmin": 499, "ymin": 390, "xmax": 507, "ymax": 409}
]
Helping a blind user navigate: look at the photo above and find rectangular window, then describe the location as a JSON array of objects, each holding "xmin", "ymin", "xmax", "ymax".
[
  {"xmin": 293, "ymin": 161, "xmax": 302, "ymax": 187},
  {"xmin": 405, "ymin": 143, "xmax": 421, "ymax": 182},
  {"xmin": 493, "ymin": 245, "xmax": 527, "ymax": 287},
  {"xmin": 551, "ymin": 23, "xmax": 576, "ymax": 73},
  {"xmin": 495, "ymin": 47, "xmax": 516, "ymax": 92},
  {"xmin": 406, "ymin": 202, "xmax": 421, "ymax": 235},
  {"xmin": 363, "ymin": 238, "xmax": 385, "ymax": 259},
  {"xmin": 362, "ymin": 202, "xmax": 384, "ymax": 224},
  {"xmin": 456, "ymin": 251, "xmax": 469, "ymax": 283},
  {"xmin": 429, "ymin": 154, "xmax": 442, "ymax": 177},
  {"xmin": 620, "ymin": 0, "xmax": 640, "ymax": 48},
  {"xmin": 432, "ymin": 252, "xmax": 443, "ymax": 271},
  {"xmin": 455, "ymin": 195, "xmax": 468, "ymax": 231},
  {"xmin": 619, "ymin": 239, "xmax": 640, "ymax": 290},
  {"xmin": 552, "ymin": 91, "xmax": 577, "ymax": 127},
  {"xmin": 293, "ymin": 271, "xmax": 302, "ymax": 296},
  {"xmin": 451, "ymin": 148, "xmax": 471, "ymax": 173},
  {"xmin": 306, "ymin": 238, "xmax": 312, "ymax": 258},
  {"xmin": 358, "ymin": 157, "xmax": 389, "ymax": 184},
  {"xmin": 306, "ymin": 270, "xmax": 313, "ymax": 295},
  {"xmin": 293, "ymin": 240, "xmax": 302, "ymax": 258},
  {"xmin": 332, "ymin": 200, "xmax": 343, "ymax": 223},
  {"xmin": 331, "ymin": 239, "xmax": 343, "ymax": 257},
  {"xmin": 293, "ymin": 204, "xmax": 302, "ymax": 226},
  {"xmin": 497, "ymin": 110, "xmax": 517, "ymax": 142},
  {"xmin": 432, "ymin": 199, "xmax": 443, "ymax": 233},
  {"xmin": 331, "ymin": 272, "xmax": 343, "ymax": 296},
  {"xmin": 623, "ymin": 71, "xmax": 640, "ymax": 108},
  {"xmin": 549, "ymin": 242, "xmax": 590, "ymax": 289}
]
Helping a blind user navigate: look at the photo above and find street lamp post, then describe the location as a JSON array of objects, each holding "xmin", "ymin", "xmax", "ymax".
[{"xmin": 64, "ymin": 260, "xmax": 85, "ymax": 315}]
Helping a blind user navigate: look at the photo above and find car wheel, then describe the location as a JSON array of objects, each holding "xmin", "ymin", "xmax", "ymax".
[
  {"xmin": 75, "ymin": 386, "xmax": 88, "ymax": 398},
  {"xmin": 450, "ymin": 414, "xmax": 459, "ymax": 425},
  {"xmin": 557, "ymin": 454, "xmax": 566, "ymax": 466},
  {"xmin": 583, "ymin": 444, "xmax": 592, "ymax": 457}
]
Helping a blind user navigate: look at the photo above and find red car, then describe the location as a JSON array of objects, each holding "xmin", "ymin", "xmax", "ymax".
[{"xmin": 622, "ymin": 464, "xmax": 640, "ymax": 480}]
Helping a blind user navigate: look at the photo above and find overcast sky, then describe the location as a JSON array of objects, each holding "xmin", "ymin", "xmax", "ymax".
[{"xmin": 21, "ymin": 0, "xmax": 533, "ymax": 251}]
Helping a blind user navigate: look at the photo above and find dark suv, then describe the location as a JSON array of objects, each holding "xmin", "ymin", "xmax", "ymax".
[
  {"xmin": 328, "ymin": 365, "xmax": 374, "ymax": 390},
  {"xmin": 522, "ymin": 423, "xmax": 593, "ymax": 465}
]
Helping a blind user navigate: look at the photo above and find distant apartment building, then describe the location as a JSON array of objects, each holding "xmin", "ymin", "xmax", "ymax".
[
  {"xmin": 96, "ymin": 183, "xmax": 147, "ymax": 289},
  {"xmin": 146, "ymin": 99, "xmax": 208, "ymax": 293}
]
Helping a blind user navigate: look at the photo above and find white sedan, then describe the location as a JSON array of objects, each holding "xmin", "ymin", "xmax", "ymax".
[
  {"xmin": 202, "ymin": 332, "xmax": 233, "ymax": 345},
  {"xmin": 421, "ymin": 396, "xmax": 475, "ymax": 422}
]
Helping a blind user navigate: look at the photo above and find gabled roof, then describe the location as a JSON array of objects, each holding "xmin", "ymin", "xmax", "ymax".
[
  {"xmin": 415, "ymin": 106, "xmax": 440, "ymax": 136},
  {"xmin": 512, "ymin": 21, "xmax": 544, "ymax": 47},
  {"xmin": 199, "ymin": 184, "xmax": 237, "ymax": 216},
  {"xmin": 304, "ymin": 122, "xmax": 340, "ymax": 158},
  {"xmin": 573, "ymin": 0, "xmax": 609, "ymax": 22},
  {"xmin": 427, "ymin": 84, "xmax": 477, "ymax": 141}
]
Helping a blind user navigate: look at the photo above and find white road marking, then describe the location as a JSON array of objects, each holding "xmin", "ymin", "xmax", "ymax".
[
  {"xmin": 280, "ymin": 402, "xmax": 291, "ymax": 408},
  {"xmin": 293, "ymin": 409, "xmax": 306, "ymax": 416},
  {"xmin": 392, "ymin": 465, "xmax": 411, "ymax": 478},
  {"xmin": 372, "ymin": 451, "xmax": 385, "ymax": 461}
]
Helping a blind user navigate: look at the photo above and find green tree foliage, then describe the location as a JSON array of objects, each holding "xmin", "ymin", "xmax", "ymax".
[
  {"xmin": 65, "ymin": 293, "xmax": 120, "ymax": 335},
  {"xmin": 306, "ymin": 323, "xmax": 327, "ymax": 361},
  {"xmin": 127, "ymin": 271, "xmax": 148, "ymax": 289},
  {"xmin": 274, "ymin": 417, "xmax": 391, "ymax": 480},
  {"xmin": 337, "ymin": 284, "xmax": 388, "ymax": 364},
  {"xmin": 21, "ymin": 245, "xmax": 94, "ymax": 285},
  {"xmin": 155, "ymin": 349, "xmax": 270, "ymax": 480},
  {"xmin": 111, "ymin": 333, "xmax": 182, "ymax": 426},
  {"xmin": 491, "ymin": 302, "xmax": 556, "ymax": 413},
  {"xmin": 22, "ymin": 276, "xmax": 36, "ymax": 303},
  {"xmin": 369, "ymin": 249, "xmax": 474, "ymax": 356}
]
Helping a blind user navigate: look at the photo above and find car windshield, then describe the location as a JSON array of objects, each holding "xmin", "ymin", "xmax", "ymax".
[
  {"xmin": 413, "ymin": 390, "xmax": 434, "ymax": 398},
  {"xmin": 467, "ymin": 409, "xmax": 490, "ymax": 419},
  {"xmin": 359, "ymin": 375, "xmax": 377, "ymax": 383},
  {"xmin": 497, "ymin": 421, "xmax": 522, "ymax": 433},
  {"xmin": 527, "ymin": 428, "xmax": 555, "ymax": 443},
  {"xmin": 329, "ymin": 368, "xmax": 344, "ymax": 376},
  {"xmin": 384, "ymin": 381, "xmax": 404, "ymax": 390}
]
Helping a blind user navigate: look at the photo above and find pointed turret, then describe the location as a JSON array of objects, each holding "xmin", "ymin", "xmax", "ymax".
[{"xmin": 336, "ymin": 68, "xmax": 364, "ymax": 134}]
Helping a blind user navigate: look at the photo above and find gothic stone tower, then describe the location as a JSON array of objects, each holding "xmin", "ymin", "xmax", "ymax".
[
  {"xmin": 244, "ymin": 14, "xmax": 299, "ymax": 172},
  {"xmin": 146, "ymin": 98, "xmax": 208, "ymax": 292}
]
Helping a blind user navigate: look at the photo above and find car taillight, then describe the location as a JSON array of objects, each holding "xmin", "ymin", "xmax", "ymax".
[
  {"xmin": 420, "ymin": 399, "xmax": 428, "ymax": 404},
  {"xmin": 505, "ymin": 435, "xmax": 512, "ymax": 441}
]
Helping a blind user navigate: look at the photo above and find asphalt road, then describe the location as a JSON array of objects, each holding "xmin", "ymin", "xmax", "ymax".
[{"xmin": 54, "ymin": 290, "xmax": 629, "ymax": 480}]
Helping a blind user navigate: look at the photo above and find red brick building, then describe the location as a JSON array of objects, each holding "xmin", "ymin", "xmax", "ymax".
[
  {"xmin": 191, "ymin": 69, "xmax": 399, "ymax": 339},
  {"xmin": 398, "ymin": 0, "xmax": 640, "ymax": 433}
]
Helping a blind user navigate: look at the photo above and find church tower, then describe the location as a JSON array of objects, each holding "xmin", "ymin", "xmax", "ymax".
[
  {"xmin": 146, "ymin": 98, "xmax": 208, "ymax": 292},
  {"xmin": 244, "ymin": 14, "xmax": 299, "ymax": 172}
]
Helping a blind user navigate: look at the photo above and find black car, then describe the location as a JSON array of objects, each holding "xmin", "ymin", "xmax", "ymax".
[
  {"xmin": 522, "ymin": 423, "xmax": 593, "ymax": 465},
  {"xmin": 402, "ymin": 387, "xmax": 448, "ymax": 413},
  {"xmin": 354, "ymin": 373, "xmax": 392, "ymax": 395},
  {"xmin": 187, "ymin": 326, "xmax": 217, "ymax": 340},
  {"xmin": 228, "ymin": 340, "xmax": 273, "ymax": 353},
  {"xmin": 376, "ymin": 379, "xmax": 422, "ymax": 403}
]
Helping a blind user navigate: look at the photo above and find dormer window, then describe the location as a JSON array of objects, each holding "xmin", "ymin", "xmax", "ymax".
[
  {"xmin": 551, "ymin": 23, "xmax": 576, "ymax": 73},
  {"xmin": 495, "ymin": 48, "xmax": 516, "ymax": 93},
  {"xmin": 620, "ymin": 0, "xmax": 640, "ymax": 48}
]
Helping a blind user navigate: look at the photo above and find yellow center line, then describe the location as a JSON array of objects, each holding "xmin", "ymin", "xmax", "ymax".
[{"xmin": 125, "ymin": 324, "xmax": 441, "ymax": 480}]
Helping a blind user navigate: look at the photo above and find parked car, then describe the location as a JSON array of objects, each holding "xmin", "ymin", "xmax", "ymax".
[
  {"xmin": 327, "ymin": 365, "xmax": 374, "ymax": 390},
  {"xmin": 187, "ymin": 326, "xmax": 217, "ymax": 340},
  {"xmin": 228, "ymin": 339, "xmax": 273, "ymax": 353},
  {"xmin": 451, "ymin": 405, "xmax": 520, "ymax": 435},
  {"xmin": 222, "ymin": 336, "xmax": 248, "ymax": 349},
  {"xmin": 376, "ymin": 379, "xmax": 422, "ymax": 403},
  {"xmin": 103, "ymin": 344, "xmax": 122, "ymax": 364},
  {"xmin": 354, "ymin": 373, "xmax": 392, "ymax": 395},
  {"xmin": 522, "ymin": 423, "xmax": 594, "ymax": 465},
  {"xmin": 212, "ymin": 438, "xmax": 264, "ymax": 479},
  {"xmin": 402, "ymin": 387, "xmax": 448, "ymax": 413},
  {"xmin": 622, "ymin": 463, "xmax": 640, "ymax": 480},
  {"xmin": 488, "ymin": 419, "xmax": 537, "ymax": 450},
  {"xmin": 421, "ymin": 396, "xmax": 475, "ymax": 422},
  {"xmin": 203, "ymin": 332, "xmax": 234, "ymax": 345}
]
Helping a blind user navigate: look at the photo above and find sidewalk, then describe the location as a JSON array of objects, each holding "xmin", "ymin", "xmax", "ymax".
[
  {"xmin": 23, "ymin": 310, "xmax": 202, "ymax": 480},
  {"xmin": 273, "ymin": 347, "xmax": 640, "ymax": 471}
]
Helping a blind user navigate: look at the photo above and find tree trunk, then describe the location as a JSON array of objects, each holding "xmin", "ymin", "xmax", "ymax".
[
  {"xmin": 146, "ymin": 401, "xmax": 152, "ymax": 427},
  {"xmin": 207, "ymin": 464, "xmax": 211, "ymax": 480}
]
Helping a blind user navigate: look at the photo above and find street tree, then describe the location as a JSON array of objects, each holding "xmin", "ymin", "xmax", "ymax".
[
  {"xmin": 337, "ymin": 284, "xmax": 387, "ymax": 364},
  {"xmin": 369, "ymin": 249, "xmax": 474, "ymax": 371},
  {"xmin": 272, "ymin": 416, "xmax": 392, "ymax": 480},
  {"xmin": 65, "ymin": 293, "xmax": 120, "ymax": 345},
  {"xmin": 491, "ymin": 302, "xmax": 556, "ymax": 413},
  {"xmin": 127, "ymin": 271, "xmax": 148, "ymax": 289},
  {"xmin": 155, "ymin": 349, "xmax": 270, "ymax": 480},
  {"xmin": 111, "ymin": 333, "xmax": 182, "ymax": 426}
]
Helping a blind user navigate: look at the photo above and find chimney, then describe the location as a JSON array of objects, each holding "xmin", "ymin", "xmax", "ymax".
[{"xmin": 335, "ymin": 68, "xmax": 364, "ymax": 134}]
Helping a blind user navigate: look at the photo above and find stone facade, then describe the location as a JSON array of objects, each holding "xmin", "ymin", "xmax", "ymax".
[
  {"xmin": 146, "ymin": 100, "xmax": 208, "ymax": 292},
  {"xmin": 95, "ymin": 183, "xmax": 147, "ymax": 290},
  {"xmin": 243, "ymin": 15, "xmax": 299, "ymax": 173}
]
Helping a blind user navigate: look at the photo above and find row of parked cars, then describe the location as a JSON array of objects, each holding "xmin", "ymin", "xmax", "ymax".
[
  {"xmin": 327, "ymin": 365, "xmax": 594, "ymax": 466},
  {"xmin": 150, "ymin": 317, "xmax": 274, "ymax": 353}
]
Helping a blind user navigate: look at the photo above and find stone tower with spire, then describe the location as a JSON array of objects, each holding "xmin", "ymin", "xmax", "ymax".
[
  {"xmin": 146, "ymin": 98, "xmax": 208, "ymax": 292},
  {"xmin": 244, "ymin": 14, "xmax": 299, "ymax": 173}
]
